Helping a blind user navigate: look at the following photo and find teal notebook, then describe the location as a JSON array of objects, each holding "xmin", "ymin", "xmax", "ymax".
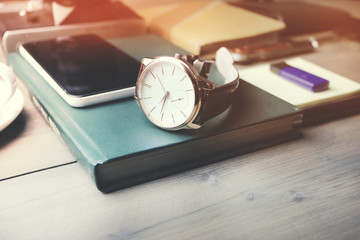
[{"xmin": 8, "ymin": 34, "xmax": 302, "ymax": 193}]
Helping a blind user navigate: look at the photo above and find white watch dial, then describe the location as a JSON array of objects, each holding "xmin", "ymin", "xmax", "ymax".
[{"xmin": 137, "ymin": 58, "xmax": 197, "ymax": 129}]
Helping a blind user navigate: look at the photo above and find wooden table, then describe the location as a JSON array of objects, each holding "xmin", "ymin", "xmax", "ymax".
[{"xmin": 1, "ymin": 2, "xmax": 360, "ymax": 239}]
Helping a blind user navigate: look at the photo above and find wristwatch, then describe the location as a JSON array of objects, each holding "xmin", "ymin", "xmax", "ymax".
[{"xmin": 134, "ymin": 47, "xmax": 240, "ymax": 130}]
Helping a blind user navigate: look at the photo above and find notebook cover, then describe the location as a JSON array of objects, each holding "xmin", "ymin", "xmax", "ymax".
[
  {"xmin": 138, "ymin": 1, "xmax": 285, "ymax": 56},
  {"xmin": 238, "ymin": 57, "xmax": 360, "ymax": 125},
  {"xmin": 8, "ymin": 34, "xmax": 302, "ymax": 193}
]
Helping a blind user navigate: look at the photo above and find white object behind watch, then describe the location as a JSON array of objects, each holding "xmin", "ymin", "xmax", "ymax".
[
  {"xmin": 0, "ymin": 63, "xmax": 24, "ymax": 132},
  {"xmin": 215, "ymin": 47, "xmax": 239, "ymax": 84}
]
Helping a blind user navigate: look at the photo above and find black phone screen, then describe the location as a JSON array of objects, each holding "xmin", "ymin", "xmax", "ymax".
[{"xmin": 21, "ymin": 34, "xmax": 141, "ymax": 97}]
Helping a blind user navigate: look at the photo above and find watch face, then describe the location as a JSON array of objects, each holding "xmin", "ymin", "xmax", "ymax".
[{"xmin": 136, "ymin": 57, "xmax": 198, "ymax": 130}]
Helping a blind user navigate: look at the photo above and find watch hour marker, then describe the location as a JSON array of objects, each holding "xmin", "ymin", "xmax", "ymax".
[
  {"xmin": 180, "ymin": 110, "xmax": 186, "ymax": 118},
  {"xmin": 139, "ymin": 96, "xmax": 152, "ymax": 100},
  {"xmin": 142, "ymin": 82, "xmax": 152, "ymax": 88},
  {"xmin": 172, "ymin": 114, "xmax": 175, "ymax": 124},
  {"xmin": 180, "ymin": 75, "xmax": 187, "ymax": 82},
  {"xmin": 172, "ymin": 66, "xmax": 175, "ymax": 76},
  {"xmin": 186, "ymin": 89, "xmax": 193, "ymax": 91},
  {"xmin": 161, "ymin": 65, "xmax": 164, "ymax": 75}
]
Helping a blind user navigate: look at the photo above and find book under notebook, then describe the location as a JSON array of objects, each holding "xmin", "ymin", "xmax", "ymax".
[{"xmin": 8, "ymin": 34, "xmax": 302, "ymax": 193}]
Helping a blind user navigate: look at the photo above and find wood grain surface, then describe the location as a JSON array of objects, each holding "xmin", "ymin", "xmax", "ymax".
[{"xmin": 1, "ymin": 114, "xmax": 360, "ymax": 240}]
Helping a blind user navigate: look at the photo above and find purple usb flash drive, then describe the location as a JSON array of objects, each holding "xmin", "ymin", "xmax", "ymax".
[{"xmin": 270, "ymin": 62, "xmax": 329, "ymax": 92}]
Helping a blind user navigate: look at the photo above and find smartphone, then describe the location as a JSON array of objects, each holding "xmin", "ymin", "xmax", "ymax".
[{"xmin": 19, "ymin": 34, "xmax": 141, "ymax": 107}]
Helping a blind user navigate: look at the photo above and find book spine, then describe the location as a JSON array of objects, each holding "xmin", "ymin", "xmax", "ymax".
[
  {"xmin": 7, "ymin": 55, "xmax": 97, "ymax": 181},
  {"xmin": 28, "ymin": 87, "xmax": 97, "ymax": 179},
  {"xmin": 302, "ymin": 94, "xmax": 360, "ymax": 126}
]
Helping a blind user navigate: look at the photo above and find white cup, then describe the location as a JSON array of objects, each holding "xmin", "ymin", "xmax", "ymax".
[{"xmin": 0, "ymin": 63, "xmax": 16, "ymax": 107}]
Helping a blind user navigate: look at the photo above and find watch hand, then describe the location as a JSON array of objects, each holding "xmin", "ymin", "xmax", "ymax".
[
  {"xmin": 156, "ymin": 74, "xmax": 166, "ymax": 93},
  {"xmin": 161, "ymin": 91, "xmax": 170, "ymax": 113},
  {"xmin": 158, "ymin": 92, "xmax": 167, "ymax": 105},
  {"xmin": 171, "ymin": 97, "xmax": 184, "ymax": 102}
]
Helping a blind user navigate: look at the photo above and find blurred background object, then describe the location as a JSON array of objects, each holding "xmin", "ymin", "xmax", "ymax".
[
  {"xmin": 0, "ymin": 0, "xmax": 141, "ymax": 36},
  {"xmin": 230, "ymin": 0, "xmax": 360, "ymax": 41},
  {"xmin": 51, "ymin": 0, "xmax": 140, "ymax": 25},
  {"xmin": 0, "ymin": 0, "xmax": 53, "ymax": 36}
]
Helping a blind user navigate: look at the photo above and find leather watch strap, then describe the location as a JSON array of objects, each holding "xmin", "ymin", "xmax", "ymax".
[
  {"xmin": 196, "ymin": 75, "xmax": 239, "ymax": 124},
  {"xmin": 192, "ymin": 47, "xmax": 240, "ymax": 124}
]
